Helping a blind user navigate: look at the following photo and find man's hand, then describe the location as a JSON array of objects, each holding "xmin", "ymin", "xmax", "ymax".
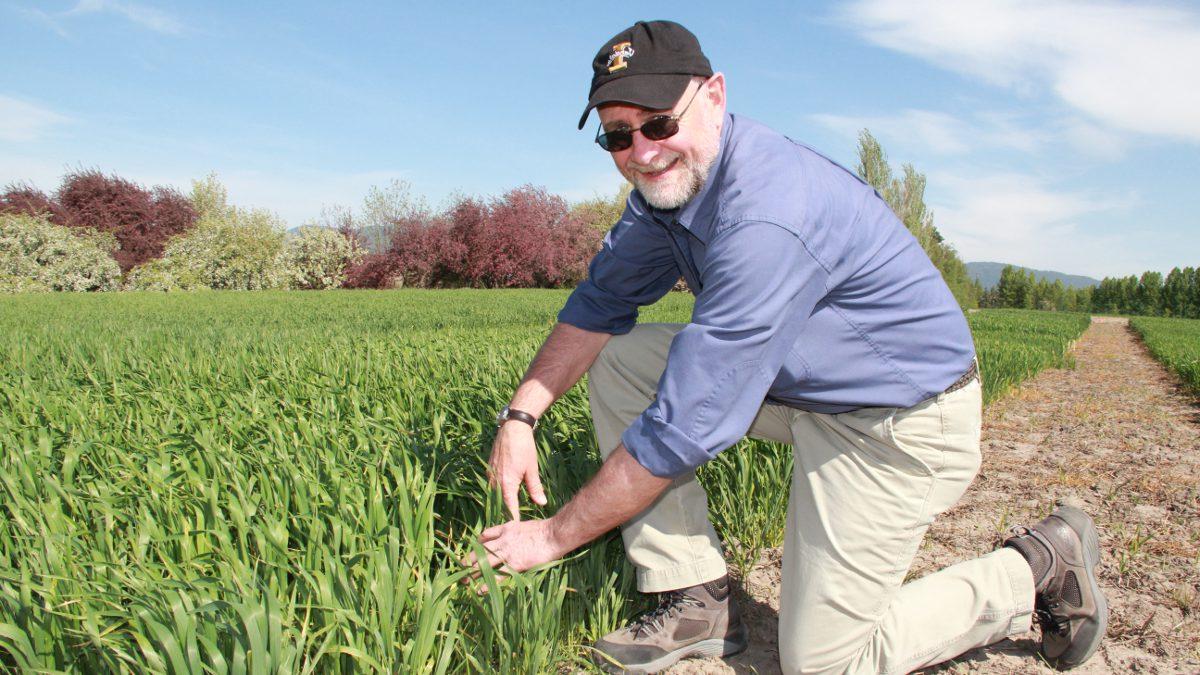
[
  {"xmin": 465, "ymin": 445, "xmax": 672, "ymax": 590},
  {"xmin": 462, "ymin": 517, "xmax": 569, "ymax": 581},
  {"xmin": 488, "ymin": 421, "xmax": 547, "ymax": 521}
]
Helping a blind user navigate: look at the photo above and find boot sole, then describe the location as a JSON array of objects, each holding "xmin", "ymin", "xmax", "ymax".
[
  {"xmin": 1047, "ymin": 505, "xmax": 1109, "ymax": 669},
  {"xmin": 597, "ymin": 628, "xmax": 748, "ymax": 674}
]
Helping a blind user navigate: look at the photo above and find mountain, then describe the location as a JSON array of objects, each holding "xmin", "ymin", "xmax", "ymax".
[{"xmin": 966, "ymin": 262, "xmax": 1100, "ymax": 290}]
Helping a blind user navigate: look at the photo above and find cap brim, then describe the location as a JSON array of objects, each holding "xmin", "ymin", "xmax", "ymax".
[{"xmin": 577, "ymin": 73, "xmax": 694, "ymax": 130}]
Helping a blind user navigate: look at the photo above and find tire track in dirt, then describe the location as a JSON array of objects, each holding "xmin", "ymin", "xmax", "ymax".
[{"xmin": 668, "ymin": 317, "xmax": 1200, "ymax": 674}]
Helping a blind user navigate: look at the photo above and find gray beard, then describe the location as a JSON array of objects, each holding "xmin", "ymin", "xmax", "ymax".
[{"xmin": 634, "ymin": 145, "xmax": 718, "ymax": 210}]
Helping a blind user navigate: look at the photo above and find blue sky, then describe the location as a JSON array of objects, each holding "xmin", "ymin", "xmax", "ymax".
[{"xmin": 2, "ymin": 1, "xmax": 1197, "ymax": 278}]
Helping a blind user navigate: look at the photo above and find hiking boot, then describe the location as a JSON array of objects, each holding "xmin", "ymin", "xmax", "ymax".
[
  {"xmin": 1004, "ymin": 504, "xmax": 1109, "ymax": 669},
  {"xmin": 591, "ymin": 576, "xmax": 748, "ymax": 674}
]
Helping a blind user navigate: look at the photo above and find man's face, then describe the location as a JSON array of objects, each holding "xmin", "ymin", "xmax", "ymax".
[{"xmin": 597, "ymin": 75, "xmax": 726, "ymax": 210}]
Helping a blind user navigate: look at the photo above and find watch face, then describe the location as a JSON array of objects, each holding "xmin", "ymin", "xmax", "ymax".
[{"xmin": 496, "ymin": 406, "xmax": 509, "ymax": 426}]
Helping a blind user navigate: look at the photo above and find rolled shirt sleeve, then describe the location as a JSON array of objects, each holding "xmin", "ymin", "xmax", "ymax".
[
  {"xmin": 622, "ymin": 221, "xmax": 831, "ymax": 477},
  {"xmin": 557, "ymin": 203, "xmax": 681, "ymax": 335}
]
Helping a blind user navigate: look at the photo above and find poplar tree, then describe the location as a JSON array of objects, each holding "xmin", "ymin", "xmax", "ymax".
[{"xmin": 855, "ymin": 130, "xmax": 978, "ymax": 309}]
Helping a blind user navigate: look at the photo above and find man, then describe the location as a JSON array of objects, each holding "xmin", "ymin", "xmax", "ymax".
[{"xmin": 472, "ymin": 20, "xmax": 1107, "ymax": 674}]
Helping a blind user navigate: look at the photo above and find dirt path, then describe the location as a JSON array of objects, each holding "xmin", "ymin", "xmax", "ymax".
[{"xmin": 669, "ymin": 317, "xmax": 1200, "ymax": 674}]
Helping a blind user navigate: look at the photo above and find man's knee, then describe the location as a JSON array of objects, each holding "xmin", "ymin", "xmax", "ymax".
[
  {"xmin": 779, "ymin": 640, "xmax": 878, "ymax": 675},
  {"xmin": 778, "ymin": 602, "xmax": 890, "ymax": 675},
  {"xmin": 589, "ymin": 329, "xmax": 632, "ymax": 375},
  {"xmin": 588, "ymin": 323, "xmax": 679, "ymax": 383}
]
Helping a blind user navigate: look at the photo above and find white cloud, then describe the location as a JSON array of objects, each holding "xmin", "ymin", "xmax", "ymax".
[
  {"xmin": 65, "ymin": 0, "xmax": 183, "ymax": 35},
  {"xmin": 810, "ymin": 108, "xmax": 1047, "ymax": 156},
  {"xmin": 839, "ymin": 0, "xmax": 1200, "ymax": 142},
  {"xmin": 929, "ymin": 170, "xmax": 1139, "ymax": 277},
  {"xmin": 1060, "ymin": 119, "xmax": 1129, "ymax": 161},
  {"xmin": 0, "ymin": 96, "xmax": 71, "ymax": 142},
  {"xmin": 810, "ymin": 110, "xmax": 973, "ymax": 154}
]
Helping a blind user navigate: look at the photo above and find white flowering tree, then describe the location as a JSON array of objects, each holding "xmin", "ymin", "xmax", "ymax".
[
  {"xmin": 285, "ymin": 225, "xmax": 362, "ymax": 289},
  {"xmin": 0, "ymin": 213, "xmax": 121, "ymax": 292},
  {"xmin": 126, "ymin": 174, "xmax": 290, "ymax": 291}
]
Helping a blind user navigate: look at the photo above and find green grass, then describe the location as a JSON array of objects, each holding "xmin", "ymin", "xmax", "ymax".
[
  {"xmin": 0, "ymin": 292, "xmax": 1088, "ymax": 672},
  {"xmin": 1130, "ymin": 316, "xmax": 1200, "ymax": 397}
]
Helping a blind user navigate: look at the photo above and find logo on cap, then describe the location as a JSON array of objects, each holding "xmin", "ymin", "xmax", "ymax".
[{"xmin": 606, "ymin": 42, "xmax": 635, "ymax": 73}]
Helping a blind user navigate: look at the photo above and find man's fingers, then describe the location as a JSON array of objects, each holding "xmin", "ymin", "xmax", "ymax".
[
  {"xmin": 525, "ymin": 470, "xmax": 548, "ymax": 506},
  {"xmin": 480, "ymin": 523, "xmax": 504, "ymax": 540},
  {"xmin": 501, "ymin": 484, "xmax": 521, "ymax": 522},
  {"xmin": 460, "ymin": 541, "xmax": 505, "ymax": 583}
]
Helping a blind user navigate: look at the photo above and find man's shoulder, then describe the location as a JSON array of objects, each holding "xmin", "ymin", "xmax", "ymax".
[
  {"xmin": 724, "ymin": 114, "xmax": 867, "ymax": 188},
  {"xmin": 715, "ymin": 115, "xmax": 875, "ymax": 232}
]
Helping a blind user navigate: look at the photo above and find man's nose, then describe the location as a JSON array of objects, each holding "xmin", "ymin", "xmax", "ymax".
[{"xmin": 628, "ymin": 130, "xmax": 660, "ymax": 165}]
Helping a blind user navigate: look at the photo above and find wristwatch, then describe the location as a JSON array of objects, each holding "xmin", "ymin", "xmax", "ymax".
[{"xmin": 496, "ymin": 405, "xmax": 538, "ymax": 429}]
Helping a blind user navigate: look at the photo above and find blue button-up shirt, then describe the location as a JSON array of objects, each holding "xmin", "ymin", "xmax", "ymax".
[{"xmin": 559, "ymin": 113, "xmax": 975, "ymax": 478}]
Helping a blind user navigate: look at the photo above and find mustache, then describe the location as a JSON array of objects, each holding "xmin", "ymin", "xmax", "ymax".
[{"xmin": 629, "ymin": 156, "xmax": 679, "ymax": 173}]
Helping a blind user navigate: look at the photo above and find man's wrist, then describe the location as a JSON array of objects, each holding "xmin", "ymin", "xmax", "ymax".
[
  {"xmin": 546, "ymin": 513, "xmax": 577, "ymax": 555},
  {"xmin": 496, "ymin": 405, "xmax": 538, "ymax": 429}
]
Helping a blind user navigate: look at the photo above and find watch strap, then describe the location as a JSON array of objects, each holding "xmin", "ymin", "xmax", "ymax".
[{"xmin": 502, "ymin": 407, "xmax": 538, "ymax": 429}]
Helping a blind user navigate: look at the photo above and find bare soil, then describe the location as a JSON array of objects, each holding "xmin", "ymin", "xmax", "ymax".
[{"xmin": 667, "ymin": 317, "xmax": 1200, "ymax": 674}]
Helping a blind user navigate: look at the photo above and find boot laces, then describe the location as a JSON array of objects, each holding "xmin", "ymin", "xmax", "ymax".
[
  {"xmin": 629, "ymin": 590, "xmax": 703, "ymax": 638},
  {"xmin": 1035, "ymin": 597, "xmax": 1071, "ymax": 637}
]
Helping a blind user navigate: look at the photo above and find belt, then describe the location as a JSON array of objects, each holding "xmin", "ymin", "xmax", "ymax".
[{"xmin": 944, "ymin": 360, "xmax": 979, "ymax": 395}]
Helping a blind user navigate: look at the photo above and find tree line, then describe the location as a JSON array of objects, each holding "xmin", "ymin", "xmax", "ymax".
[
  {"xmin": 0, "ymin": 170, "xmax": 616, "ymax": 292},
  {"xmin": 3, "ymin": 129, "xmax": 986, "ymax": 302},
  {"xmin": 981, "ymin": 265, "xmax": 1200, "ymax": 318}
]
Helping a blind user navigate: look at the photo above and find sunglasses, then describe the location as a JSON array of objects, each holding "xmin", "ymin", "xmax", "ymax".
[{"xmin": 594, "ymin": 81, "xmax": 705, "ymax": 153}]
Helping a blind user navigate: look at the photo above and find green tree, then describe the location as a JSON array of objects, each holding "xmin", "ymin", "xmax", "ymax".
[
  {"xmin": 855, "ymin": 130, "xmax": 978, "ymax": 309},
  {"xmin": 1162, "ymin": 267, "xmax": 1186, "ymax": 317},
  {"xmin": 570, "ymin": 182, "xmax": 633, "ymax": 233},
  {"xmin": 1064, "ymin": 286, "xmax": 1092, "ymax": 313},
  {"xmin": 996, "ymin": 265, "xmax": 1032, "ymax": 309},
  {"xmin": 1119, "ymin": 276, "xmax": 1139, "ymax": 314},
  {"xmin": 1184, "ymin": 266, "xmax": 1199, "ymax": 318},
  {"xmin": 1135, "ymin": 271, "xmax": 1164, "ymax": 316}
]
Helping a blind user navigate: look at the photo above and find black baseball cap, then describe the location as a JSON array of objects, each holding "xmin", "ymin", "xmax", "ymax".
[{"xmin": 578, "ymin": 20, "xmax": 713, "ymax": 130}]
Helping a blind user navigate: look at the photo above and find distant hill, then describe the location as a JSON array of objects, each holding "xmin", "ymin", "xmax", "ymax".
[{"xmin": 967, "ymin": 262, "xmax": 1100, "ymax": 290}]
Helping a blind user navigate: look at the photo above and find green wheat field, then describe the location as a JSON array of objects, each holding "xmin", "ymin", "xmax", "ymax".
[
  {"xmin": 0, "ymin": 291, "xmax": 1092, "ymax": 672},
  {"xmin": 1130, "ymin": 316, "xmax": 1200, "ymax": 397}
]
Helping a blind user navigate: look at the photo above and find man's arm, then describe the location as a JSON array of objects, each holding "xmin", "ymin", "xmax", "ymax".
[
  {"xmin": 469, "ymin": 442, "xmax": 671, "ymax": 575},
  {"xmin": 490, "ymin": 322, "xmax": 611, "ymax": 520},
  {"xmin": 549, "ymin": 442, "xmax": 672, "ymax": 546}
]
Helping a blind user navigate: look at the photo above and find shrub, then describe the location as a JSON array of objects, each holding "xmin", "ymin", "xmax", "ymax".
[
  {"xmin": 127, "ymin": 175, "xmax": 288, "ymax": 291},
  {"xmin": 0, "ymin": 212, "xmax": 120, "ymax": 292},
  {"xmin": 342, "ymin": 252, "xmax": 405, "ymax": 289},
  {"xmin": 0, "ymin": 183, "xmax": 64, "ymax": 222},
  {"xmin": 55, "ymin": 169, "xmax": 197, "ymax": 272},
  {"xmin": 285, "ymin": 226, "xmax": 362, "ymax": 290},
  {"xmin": 570, "ymin": 182, "xmax": 632, "ymax": 233},
  {"xmin": 338, "ymin": 183, "xmax": 602, "ymax": 290},
  {"xmin": 438, "ymin": 185, "xmax": 599, "ymax": 288}
]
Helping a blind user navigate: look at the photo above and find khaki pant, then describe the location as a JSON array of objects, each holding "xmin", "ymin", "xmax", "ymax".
[{"xmin": 588, "ymin": 323, "xmax": 1034, "ymax": 674}]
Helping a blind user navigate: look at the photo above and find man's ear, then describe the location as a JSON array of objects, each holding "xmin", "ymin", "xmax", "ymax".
[{"xmin": 704, "ymin": 72, "xmax": 727, "ymax": 114}]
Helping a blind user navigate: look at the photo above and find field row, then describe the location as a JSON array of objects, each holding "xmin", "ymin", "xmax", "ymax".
[
  {"xmin": 0, "ymin": 291, "xmax": 1090, "ymax": 672},
  {"xmin": 1130, "ymin": 316, "xmax": 1200, "ymax": 397}
]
